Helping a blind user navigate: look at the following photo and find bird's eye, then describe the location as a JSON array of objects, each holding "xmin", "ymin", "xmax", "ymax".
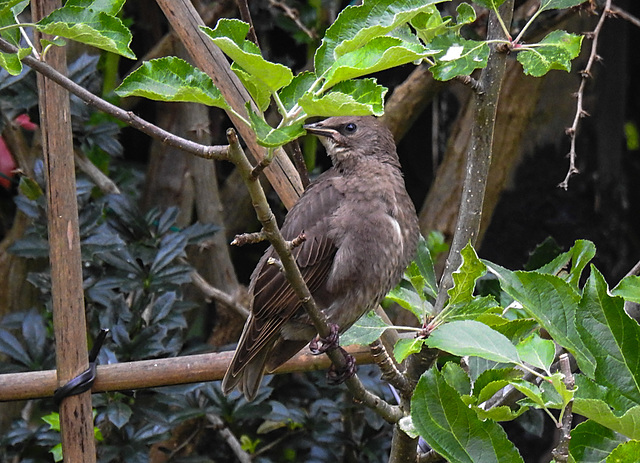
[{"xmin": 344, "ymin": 123, "xmax": 357, "ymax": 133}]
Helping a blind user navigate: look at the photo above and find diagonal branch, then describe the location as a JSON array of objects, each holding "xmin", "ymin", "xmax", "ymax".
[{"xmin": 0, "ymin": 37, "xmax": 228, "ymax": 161}]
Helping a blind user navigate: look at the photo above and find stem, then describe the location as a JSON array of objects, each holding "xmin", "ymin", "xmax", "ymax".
[
  {"xmin": 492, "ymin": 7, "xmax": 512, "ymax": 41},
  {"xmin": 433, "ymin": 0, "xmax": 515, "ymax": 315},
  {"xmin": 513, "ymin": 8, "xmax": 543, "ymax": 44}
]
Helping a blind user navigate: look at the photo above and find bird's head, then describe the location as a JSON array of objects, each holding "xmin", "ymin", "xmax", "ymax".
[{"xmin": 303, "ymin": 116, "xmax": 398, "ymax": 168}]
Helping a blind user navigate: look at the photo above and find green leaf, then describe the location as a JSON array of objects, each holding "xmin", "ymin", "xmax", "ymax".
[
  {"xmin": 607, "ymin": 440, "xmax": 640, "ymax": 462},
  {"xmin": 433, "ymin": 295, "xmax": 500, "ymax": 327},
  {"xmin": 201, "ymin": 19, "xmax": 293, "ymax": 92},
  {"xmin": 0, "ymin": 46, "xmax": 30, "ymax": 75},
  {"xmin": 430, "ymin": 33, "xmax": 489, "ymax": 80},
  {"xmin": 426, "ymin": 320, "xmax": 520, "ymax": 364},
  {"xmin": 394, "ymin": 337, "xmax": 426, "ymax": 363},
  {"xmin": 516, "ymin": 333, "xmax": 555, "ymax": 373},
  {"xmin": 472, "ymin": 0, "xmax": 509, "ymax": 9},
  {"xmin": 442, "ymin": 361, "xmax": 471, "ymax": 395},
  {"xmin": 0, "ymin": 0, "xmax": 29, "ymax": 47},
  {"xmin": 447, "ymin": 243, "xmax": 486, "ymax": 306},
  {"xmin": 473, "ymin": 404, "xmax": 528, "ymax": 422},
  {"xmin": 473, "ymin": 367, "xmax": 523, "ymax": 403},
  {"xmin": 298, "ymin": 78, "xmax": 387, "ymax": 117},
  {"xmin": 511, "ymin": 380, "xmax": 547, "ymax": 409},
  {"xmin": 569, "ymin": 420, "xmax": 628, "ymax": 463},
  {"xmin": 414, "ymin": 235, "xmax": 438, "ymax": 299},
  {"xmin": 115, "ymin": 57, "xmax": 229, "ymax": 109},
  {"xmin": 573, "ymin": 398, "xmax": 640, "ymax": 440},
  {"xmin": 612, "ymin": 275, "xmax": 640, "ymax": 304},
  {"xmin": 455, "ymin": 3, "xmax": 477, "ymax": 27},
  {"xmin": 411, "ymin": 6, "xmax": 450, "ymax": 47},
  {"xmin": 484, "ymin": 262, "xmax": 597, "ymax": 378},
  {"xmin": 575, "ymin": 267, "xmax": 640, "ymax": 409},
  {"xmin": 385, "ymin": 282, "xmax": 430, "ymax": 322},
  {"xmin": 341, "ymin": 311, "xmax": 390, "ymax": 346},
  {"xmin": 536, "ymin": 239, "xmax": 595, "ymax": 289},
  {"xmin": 539, "ymin": 0, "xmax": 588, "ymax": 12},
  {"xmin": 278, "ymin": 71, "xmax": 317, "ymax": 112},
  {"xmin": 517, "ymin": 30, "xmax": 583, "ymax": 77},
  {"xmin": 478, "ymin": 315, "xmax": 538, "ymax": 343},
  {"xmin": 18, "ymin": 176, "xmax": 43, "ymax": 201},
  {"xmin": 37, "ymin": 0, "xmax": 134, "ymax": 59},
  {"xmin": 247, "ymin": 106, "xmax": 305, "ymax": 147},
  {"xmin": 315, "ymin": 0, "xmax": 446, "ymax": 76},
  {"xmin": 322, "ymin": 35, "xmax": 437, "ymax": 88},
  {"xmin": 232, "ymin": 63, "xmax": 271, "ymax": 112},
  {"xmin": 412, "ymin": 368, "xmax": 524, "ymax": 463}
]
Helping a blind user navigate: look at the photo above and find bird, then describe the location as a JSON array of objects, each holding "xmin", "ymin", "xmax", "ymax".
[{"xmin": 222, "ymin": 116, "xmax": 420, "ymax": 401}]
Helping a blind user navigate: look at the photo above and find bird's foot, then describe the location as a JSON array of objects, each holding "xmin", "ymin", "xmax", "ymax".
[
  {"xmin": 327, "ymin": 347, "xmax": 357, "ymax": 385},
  {"xmin": 309, "ymin": 323, "xmax": 340, "ymax": 355}
]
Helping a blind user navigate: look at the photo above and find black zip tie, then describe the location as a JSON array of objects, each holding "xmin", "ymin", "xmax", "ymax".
[{"xmin": 53, "ymin": 329, "xmax": 109, "ymax": 405}]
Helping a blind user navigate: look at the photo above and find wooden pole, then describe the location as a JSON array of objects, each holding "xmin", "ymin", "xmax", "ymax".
[{"xmin": 32, "ymin": 1, "xmax": 96, "ymax": 461}]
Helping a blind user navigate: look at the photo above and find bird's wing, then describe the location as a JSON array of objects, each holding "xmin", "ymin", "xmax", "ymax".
[{"xmin": 230, "ymin": 169, "xmax": 343, "ymax": 371}]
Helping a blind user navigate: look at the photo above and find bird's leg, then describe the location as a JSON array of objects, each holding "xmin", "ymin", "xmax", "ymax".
[
  {"xmin": 327, "ymin": 347, "xmax": 357, "ymax": 385},
  {"xmin": 309, "ymin": 324, "xmax": 357, "ymax": 384},
  {"xmin": 309, "ymin": 323, "xmax": 340, "ymax": 354}
]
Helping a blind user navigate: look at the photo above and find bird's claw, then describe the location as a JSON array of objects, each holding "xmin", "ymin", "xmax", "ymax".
[
  {"xmin": 327, "ymin": 348, "xmax": 357, "ymax": 385},
  {"xmin": 309, "ymin": 323, "xmax": 340, "ymax": 354}
]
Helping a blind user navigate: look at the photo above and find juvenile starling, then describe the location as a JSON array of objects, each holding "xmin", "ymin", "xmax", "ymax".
[{"xmin": 222, "ymin": 116, "xmax": 420, "ymax": 401}]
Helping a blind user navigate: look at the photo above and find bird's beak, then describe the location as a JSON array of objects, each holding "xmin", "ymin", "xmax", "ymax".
[{"xmin": 303, "ymin": 122, "xmax": 337, "ymax": 140}]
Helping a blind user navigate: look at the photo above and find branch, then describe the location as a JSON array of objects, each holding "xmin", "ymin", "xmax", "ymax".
[
  {"xmin": 551, "ymin": 354, "xmax": 575, "ymax": 463},
  {"xmin": 189, "ymin": 267, "xmax": 250, "ymax": 319},
  {"xmin": 226, "ymin": 128, "xmax": 402, "ymax": 423},
  {"xmin": 559, "ymin": 0, "xmax": 611, "ymax": 189},
  {"xmin": 0, "ymin": 37, "xmax": 228, "ymax": 161},
  {"xmin": 433, "ymin": 0, "xmax": 515, "ymax": 315}
]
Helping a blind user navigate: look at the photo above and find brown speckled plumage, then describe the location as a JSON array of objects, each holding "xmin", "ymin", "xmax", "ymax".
[{"xmin": 222, "ymin": 116, "xmax": 420, "ymax": 401}]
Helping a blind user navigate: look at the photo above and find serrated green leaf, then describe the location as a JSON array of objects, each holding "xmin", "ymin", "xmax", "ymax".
[
  {"xmin": 394, "ymin": 337, "xmax": 426, "ymax": 363},
  {"xmin": 0, "ymin": 46, "xmax": 29, "ymax": 75},
  {"xmin": 607, "ymin": 440, "xmax": 640, "ymax": 462},
  {"xmin": 575, "ymin": 267, "xmax": 640, "ymax": 409},
  {"xmin": 414, "ymin": 235, "xmax": 438, "ymax": 298},
  {"xmin": 385, "ymin": 282, "xmax": 430, "ymax": 322},
  {"xmin": 442, "ymin": 362, "xmax": 471, "ymax": 395},
  {"xmin": 477, "ymin": 315, "xmax": 538, "ymax": 343},
  {"xmin": 278, "ymin": 71, "xmax": 317, "ymax": 112},
  {"xmin": 447, "ymin": 243, "xmax": 486, "ymax": 307},
  {"xmin": 341, "ymin": 310, "xmax": 390, "ymax": 346},
  {"xmin": 569, "ymin": 420, "xmax": 628, "ymax": 463},
  {"xmin": 511, "ymin": 379, "xmax": 547, "ymax": 408},
  {"xmin": 299, "ymin": 78, "xmax": 387, "ymax": 117},
  {"xmin": 517, "ymin": 30, "xmax": 583, "ymax": 77},
  {"xmin": 456, "ymin": 3, "xmax": 477, "ymax": 26},
  {"xmin": 516, "ymin": 333, "xmax": 555, "ymax": 372},
  {"xmin": 537, "ymin": 239, "xmax": 595, "ymax": 289},
  {"xmin": 246, "ymin": 105, "xmax": 305, "ymax": 147},
  {"xmin": 472, "ymin": 0, "xmax": 509, "ymax": 9},
  {"xmin": 473, "ymin": 404, "xmax": 528, "ymax": 422},
  {"xmin": 539, "ymin": 0, "xmax": 587, "ymax": 12},
  {"xmin": 612, "ymin": 275, "xmax": 640, "ymax": 304},
  {"xmin": 430, "ymin": 33, "xmax": 489, "ymax": 80},
  {"xmin": 573, "ymin": 398, "xmax": 640, "ymax": 440},
  {"xmin": 474, "ymin": 367, "xmax": 523, "ymax": 402},
  {"xmin": 232, "ymin": 63, "xmax": 271, "ymax": 112},
  {"xmin": 115, "ymin": 57, "xmax": 229, "ymax": 109},
  {"xmin": 0, "ymin": 0, "xmax": 29, "ymax": 47},
  {"xmin": 411, "ymin": 7, "xmax": 450, "ymax": 44},
  {"xmin": 484, "ymin": 261, "xmax": 597, "ymax": 378},
  {"xmin": 201, "ymin": 19, "xmax": 293, "ymax": 92},
  {"xmin": 315, "ymin": 0, "xmax": 446, "ymax": 76},
  {"xmin": 412, "ymin": 368, "xmax": 524, "ymax": 463},
  {"xmin": 426, "ymin": 320, "xmax": 520, "ymax": 364},
  {"xmin": 37, "ymin": 2, "xmax": 134, "ymax": 59},
  {"xmin": 433, "ymin": 295, "xmax": 500, "ymax": 328},
  {"xmin": 548, "ymin": 372, "xmax": 574, "ymax": 409},
  {"xmin": 322, "ymin": 36, "xmax": 437, "ymax": 88}
]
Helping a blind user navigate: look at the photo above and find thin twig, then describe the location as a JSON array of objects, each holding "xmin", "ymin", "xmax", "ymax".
[
  {"xmin": 235, "ymin": 0, "xmax": 260, "ymax": 48},
  {"xmin": 609, "ymin": 5, "xmax": 640, "ymax": 29},
  {"xmin": 0, "ymin": 37, "xmax": 229, "ymax": 161},
  {"xmin": 206, "ymin": 412, "xmax": 252, "ymax": 463},
  {"xmin": 559, "ymin": 0, "xmax": 611, "ymax": 189},
  {"xmin": 231, "ymin": 230, "xmax": 267, "ymax": 246},
  {"xmin": 551, "ymin": 354, "xmax": 575, "ymax": 463},
  {"xmin": 189, "ymin": 268, "xmax": 250, "ymax": 319},
  {"xmin": 268, "ymin": 0, "xmax": 318, "ymax": 40}
]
